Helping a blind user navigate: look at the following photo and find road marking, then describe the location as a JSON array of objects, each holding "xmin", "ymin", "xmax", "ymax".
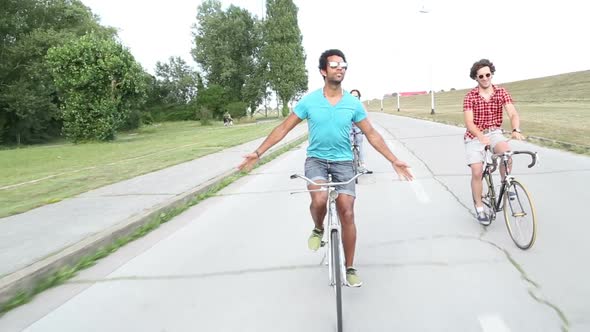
[{"xmin": 478, "ymin": 314, "xmax": 511, "ymax": 332}]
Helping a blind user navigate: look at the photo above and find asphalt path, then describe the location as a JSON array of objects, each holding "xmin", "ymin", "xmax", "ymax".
[{"xmin": 1, "ymin": 113, "xmax": 588, "ymax": 332}]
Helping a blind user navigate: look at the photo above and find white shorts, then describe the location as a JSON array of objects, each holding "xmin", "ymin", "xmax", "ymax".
[{"xmin": 464, "ymin": 130, "xmax": 507, "ymax": 166}]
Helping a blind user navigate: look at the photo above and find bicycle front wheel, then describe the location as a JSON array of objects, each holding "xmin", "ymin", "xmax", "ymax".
[
  {"xmin": 331, "ymin": 229, "xmax": 343, "ymax": 332},
  {"xmin": 503, "ymin": 180, "xmax": 537, "ymax": 250}
]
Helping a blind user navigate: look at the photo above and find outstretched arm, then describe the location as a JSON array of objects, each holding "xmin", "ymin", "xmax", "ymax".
[
  {"xmin": 237, "ymin": 113, "xmax": 302, "ymax": 172},
  {"xmin": 354, "ymin": 119, "xmax": 413, "ymax": 181}
]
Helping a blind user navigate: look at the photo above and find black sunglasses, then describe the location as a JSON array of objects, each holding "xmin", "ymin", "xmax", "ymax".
[{"xmin": 478, "ymin": 73, "xmax": 492, "ymax": 79}]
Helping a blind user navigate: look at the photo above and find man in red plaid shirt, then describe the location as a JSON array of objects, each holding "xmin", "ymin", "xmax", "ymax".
[{"xmin": 463, "ymin": 59, "xmax": 525, "ymax": 225}]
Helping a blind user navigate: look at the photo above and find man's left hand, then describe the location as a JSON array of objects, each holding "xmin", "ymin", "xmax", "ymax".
[{"xmin": 511, "ymin": 131, "xmax": 525, "ymax": 140}]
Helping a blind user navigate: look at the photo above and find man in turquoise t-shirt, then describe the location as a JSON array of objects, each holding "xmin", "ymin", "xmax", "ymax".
[{"xmin": 239, "ymin": 49, "xmax": 413, "ymax": 287}]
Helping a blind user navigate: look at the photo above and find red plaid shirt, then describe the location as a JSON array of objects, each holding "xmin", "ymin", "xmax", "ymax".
[{"xmin": 463, "ymin": 85, "xmax": 513, "ymax": 140}]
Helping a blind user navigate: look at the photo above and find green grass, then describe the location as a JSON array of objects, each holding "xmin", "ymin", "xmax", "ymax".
[
  {"xmin": 0, "ymin": 120, "xmax": 279, "ymax": 217},
  {"xmin": 366, "ymin": 70, "xmax": 590, "ymax": 153}
]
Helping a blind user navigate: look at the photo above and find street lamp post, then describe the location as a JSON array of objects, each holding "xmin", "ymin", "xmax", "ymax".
[{"xmin": 419, "ymin": 5, "xmax": 435, "ymax": 115}]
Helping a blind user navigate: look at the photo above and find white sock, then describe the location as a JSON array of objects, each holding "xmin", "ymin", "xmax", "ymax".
[{"xmin": 476, "ymin": 206, "xmax": 484, "ymax": 213}]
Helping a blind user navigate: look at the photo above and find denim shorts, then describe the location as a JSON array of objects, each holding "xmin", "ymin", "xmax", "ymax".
[{"xmin": 304, "ymin": 157, "xmax": 356, "ymax": 197}]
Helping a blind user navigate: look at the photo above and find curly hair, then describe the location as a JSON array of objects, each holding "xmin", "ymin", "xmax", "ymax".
[
  {"xmin": 350, "ymin": 89, "xmax": 361, "ymax": 98},
  {"xmin": 318, "ymin": 49, "xmax": 347, "ymax": 71},
  {"xmin": 469, "ymin": 59, "xmax": 496, "ymax": 80}
]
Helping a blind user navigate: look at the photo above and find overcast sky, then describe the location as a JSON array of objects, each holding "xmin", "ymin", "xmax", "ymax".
[{"xmin": 81, "ymin": 0, "xmax": 589, "ymax": 99}]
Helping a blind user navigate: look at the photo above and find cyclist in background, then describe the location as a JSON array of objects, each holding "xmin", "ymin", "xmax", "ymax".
[
  {"xmin": 350, "ymin": 89, "xmax": 367, "ymax": 172},
  {"xmin": 463, "ymin": 59, "xmax": 525, "ymax": 225}
]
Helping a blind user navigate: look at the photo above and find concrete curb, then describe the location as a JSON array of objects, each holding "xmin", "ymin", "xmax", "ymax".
[{"xmin": 0, "ymin": 133, "xmax": 307, "ymax": 309}]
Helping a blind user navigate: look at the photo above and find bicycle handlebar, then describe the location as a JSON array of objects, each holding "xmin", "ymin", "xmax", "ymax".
[
  {"xmin": 488, "ymin": 150, "xmax": 538, "ymax": 173},
  {"xmin": 290, "ymin": 170, "xmax": 373, "ymax": 187}
]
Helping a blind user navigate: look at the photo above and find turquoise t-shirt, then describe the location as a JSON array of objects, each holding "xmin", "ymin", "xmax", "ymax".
[{"xmin": 294, "ymin": 89, "xmax": 367, "ymax": 161}]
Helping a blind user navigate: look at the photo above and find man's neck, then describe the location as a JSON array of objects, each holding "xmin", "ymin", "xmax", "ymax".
[
  {"xmin": 478, "ymin": 85, "xmax": 494, "ymax": 94},
  {"xmin": 323, "ymin": 84, "xmax": 342, "ymax": 98}
]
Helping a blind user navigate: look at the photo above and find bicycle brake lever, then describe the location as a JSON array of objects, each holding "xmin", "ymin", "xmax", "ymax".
[{"xmin": 290, "ymin": 174, "xmax": 298, "ymax": 179}]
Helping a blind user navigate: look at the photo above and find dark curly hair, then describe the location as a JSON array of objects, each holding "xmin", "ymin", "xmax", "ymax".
[
  {"xmin": 469, "ymin": 59, "xmax": 496, "ymax": 80},
  {"xmin": 350, "ymin": 89, "xmax": 361, "ymax": 98},
  {"xmin": 318, "ymin": 49, "xmax": 347, "ymax": 71}
]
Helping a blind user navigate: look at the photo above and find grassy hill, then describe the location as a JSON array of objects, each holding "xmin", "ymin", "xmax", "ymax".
[{"xmin": 365, "ymin": 70, "xmax": 590, "ymax": 153}]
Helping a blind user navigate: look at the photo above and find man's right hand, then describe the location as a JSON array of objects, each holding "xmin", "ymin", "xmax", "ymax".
[
  {"xmin": 392, "ymin": 160, "xmax": 414, "ymax": 181},
  {"xmin": 478, "ymin": 134, "xmax": 491, "ymax": 146},
  {"xmin": 237, "ymin": 152, "xmax": 259, "ymax": 172}
]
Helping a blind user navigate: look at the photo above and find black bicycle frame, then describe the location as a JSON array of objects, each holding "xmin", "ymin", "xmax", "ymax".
[{"xmin": 484, "ymin": 159, "xmax": 510, "ymax": 212}]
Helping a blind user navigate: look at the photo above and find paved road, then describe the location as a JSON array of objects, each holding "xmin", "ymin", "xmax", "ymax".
[{"xmin": 1, "ymin": 113, "xmax": 588, "ymax": 331}]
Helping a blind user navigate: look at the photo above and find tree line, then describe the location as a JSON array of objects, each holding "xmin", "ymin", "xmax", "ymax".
[{"xmin": 0, "ymin": 0, "xmax": 307, "ymax": 145}]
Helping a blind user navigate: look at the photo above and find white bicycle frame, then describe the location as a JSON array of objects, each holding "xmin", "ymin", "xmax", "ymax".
[{"xmin": 325, "ymin": 175, "xmax": 346, "ymax": 287}]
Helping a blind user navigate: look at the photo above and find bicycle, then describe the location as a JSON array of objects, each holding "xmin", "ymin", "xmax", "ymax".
[
  {"xmin": 480, "ymin": 146, "xmax": 539, "ymax": 249},
  {"xmin": 290, "ymin": 170, "xmax": 371, "ymax": 332}
]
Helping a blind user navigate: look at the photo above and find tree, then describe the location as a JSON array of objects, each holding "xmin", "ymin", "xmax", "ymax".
[
  {"xmin": 241, "ymin": 19, "xmax": 268, "ymax": 117},
  {"xmin": 154, "ymin": 56, "xmax": 198, "ymax": 104},
  {"xmin": 196, "ymin": 84, "xmax": 226, "ymax": 119},
  {"xmin": 46, "ymin": 34, "xmax": 146, "ymax": 142},
  {"xmin": 0, "ymin": 0, "xmax": 116, "ymax": 144},
  {"xmin": 262, "ymin": 0, "xmax": 308, "ymax": 117},
  {"xmin": 191, "ymin": 0, "xmax": 262, "ymax": 107}
]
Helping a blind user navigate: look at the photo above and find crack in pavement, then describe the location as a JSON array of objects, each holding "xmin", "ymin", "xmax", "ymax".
[
  {"xmin": 381, "ymin": 124, "xmax": 570, "ymax": 331},
  {"xmin": 68, "ymin": 259, "xmax": 502, "ymax": 285},
  {"xmin": 68, "ymin": 264, "xmax": 322, "ymax": 284}
]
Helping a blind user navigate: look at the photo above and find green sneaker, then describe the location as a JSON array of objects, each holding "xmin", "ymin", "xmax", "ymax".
[
  {"xmin": 308, "ymin": 228, "xmax": 324, "ymax": 251},
  {"xmin": 346, "ymin": 267, "xmax": 363, "ymax": 287}
]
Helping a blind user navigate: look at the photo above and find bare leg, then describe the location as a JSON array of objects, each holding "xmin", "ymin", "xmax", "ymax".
[
  {"xmin": 493, "ymin": 141, "xmax": 511, "ymax": 179},
  {"xmin": 470, "ymin": 163, "xmax": 484, "ymax": 207},
  {"xmin": 336, "ymin": 194, "xmax": 356, "ymax": 267},
  {"xmin": 308, "ymin": 183, "xmax": 328, "ymax": 230}
]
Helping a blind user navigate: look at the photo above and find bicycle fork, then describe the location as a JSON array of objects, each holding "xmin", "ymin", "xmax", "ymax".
[{"xmin": 326, "ymin": 193, "xmax": 346, "ymax": 287}]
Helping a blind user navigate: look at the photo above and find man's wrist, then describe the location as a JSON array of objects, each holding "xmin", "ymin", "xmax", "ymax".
[{"xmin": 254, "ymin": 150, "xmax": 261, "ymax": 158}]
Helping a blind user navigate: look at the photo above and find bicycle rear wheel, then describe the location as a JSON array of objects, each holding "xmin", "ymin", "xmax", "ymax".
[
  {"xmin": 503, "ymin": 180, "xmax": 537, "ymax": 249},
  {"xmin": 331, "ymin": 229, "xmax": 343, "ymax": 332}
]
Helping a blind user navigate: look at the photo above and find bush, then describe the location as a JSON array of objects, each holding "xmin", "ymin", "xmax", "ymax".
[
  {"xmin": 61, "ymin": 98, "xmax": 119, "ymax": 142},
  {"xmin": 281, "ymin": 104, "xmax": 290, "ymax": 117},
  {"xmin": 225, "ymin": 101, "xmax": 248, "ymax": 119},
  {"xmin": 119, "ymin": 109, "xmax": 142, "ymax": 131},
  {"xmin": 199, "ymin": 107, "xmax": 212, "ymax": 126},
  {"xmin": 46, "ymin": 34, "xmax": 147, "ymax": 142},
  {"xmin": 150, "ymin": 104, "xmax": 196, "ymax": 122},
  {"xmin": 141, "ymin": 111, "xmax": 154, "ymax": 125}
]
